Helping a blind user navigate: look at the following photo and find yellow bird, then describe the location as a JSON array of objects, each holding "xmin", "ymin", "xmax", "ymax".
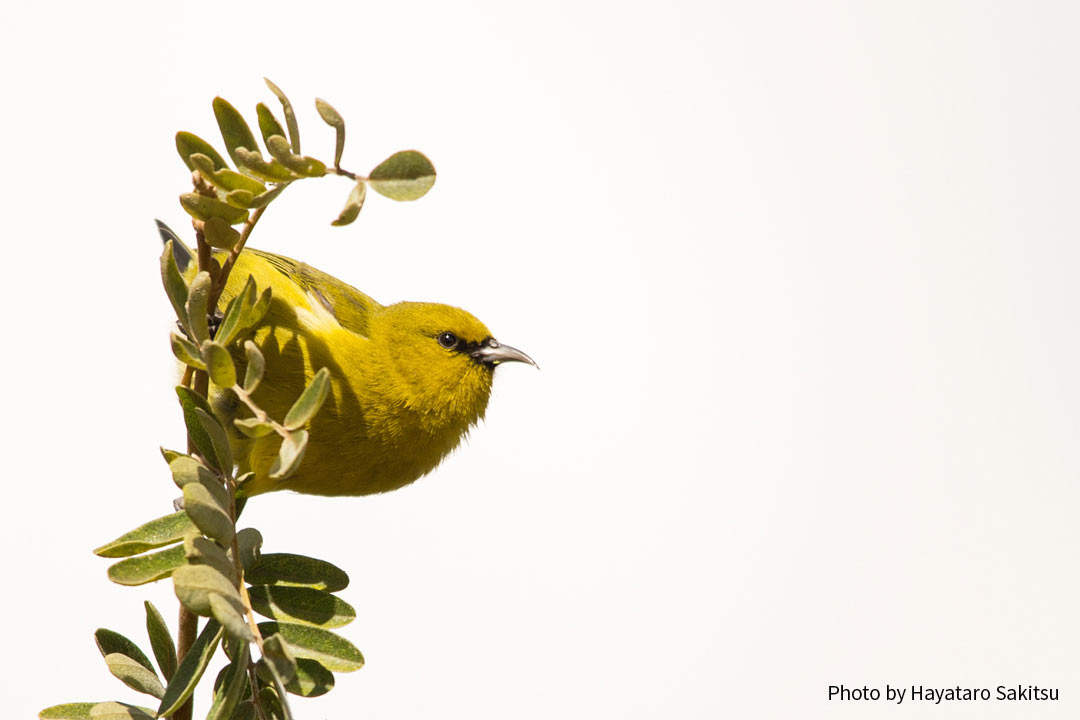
[{"xmin": 164, "ymin": 227, "xmax": 535, "ymax": 497}]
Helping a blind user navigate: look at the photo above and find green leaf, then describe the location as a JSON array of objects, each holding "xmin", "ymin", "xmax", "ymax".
[
  {"xmin": 93, "ymin": 511, "xmax": 192, "ymax": 558},
  {"xmin": 160, "ymin": 241, "xmax": 189, "ymax": 332},
  {"xmin": 39, "ymin": 702, "xmax": 96, "ymax": 719},
  {"xmin": 184, "ymin": 534, "xmax": 237, "ymax": 585},
  {"xmin": 235, "ymin": 147, "xmax": 295, "ymax": 183},
  {"xmin": 160, "ymin": 447, "xmax": 183, "ymax": 464},
  {"xmin": 144, "ymin": 601, "xmax": 177, "ymax": 682},
  {"xmin": 183, "ymin": 479, "xmax": 234, "ymax": 544},
  {"xmin": 168, "ymin": 454, "xmax": 217, "ymax": 492},
  {"xmin": 179, "ymin": 193, "xmax": 250, "ymax": 225},
  {"xmin": 202, "ymin": 341, "xmax": 237, "ymax": 389},
  {"xmin": 256, "ymin": 622, "xmax": 364, "ymax": 672},
  {"xmin": 178, "ymin": 396, "xmax": 219, "ymax": 474},
  {"xmin": 173, "ymin": 564, "xmax": 241, "ymax": 616},
  {"xmin": 268, "ymin": 430, "xmax": 308, "ymax": 480},
  {"xmin": 234, "ymin": 417, "xmax": 275, "ymax": 438},
  {"xmin": 107, "ymin": 545, "xmax": 185, "ymax": 586},
  {"xmin": 283, "ymin": 367, "xmax": 331, "ymax": 430},
  {"xmin": 189, "ymin": 153, "xmax": 267, "ymax": 195},
  {"xmin": 247, "ymin": 585, "xmax": 355, "ymax": 629},
  {"xmin": 172, "ymin": 386, "xmax": 214, "ymax": 464},
  {"xmin": 284, "ymin": 658, "xmax": 335, "ymax": 697},
  {"xmin": 170, "ymin": 332, "xmax": 205, "ymax": 371},
  {"xmin": 246, "ymin": 553, "xmax": 349, "ymax": 592},
  {"xmin": 207, "ymin": 644, "xmax": 251, "ymax": 720},
  {"xmin": 176, "ymin": 131, "xmax": 229, "ymax": 172},
  {"xmin": 88, "ymin": 702, "xmax": 157, "ymax": 720},
  {"xmin": 225, "ymin": 189, "xmax": 256, "ymax": 208},
  {"xmin": 260, "ymin": 632, "xmax": 298, "ymax": 684},
  {"xmin": 242, "ymin": 343, "xmax": 265, "ymax": 396},
  {"xmin": 265, "ymin": 78, "xmax": 300, "ymax": 154},
  {"xmin": 257, "ymin": 685, "xmax": 283, "ymax": 720},
  {"xmin": 185, "ymin": 271, "xmax": 211, "ymax": 346},
  {"xmin": 236, "ymin": 527, "xmax": 263, "ymax": 572},
  {"xmin": 94, "ymin": 629, "xmax": 156, "ymax": 672},
  {"xmin": 104, "ymin": 653, "xmax": 165, "ymax": 699},
  {"xmin": 215, "ymin": 275, "xmax": 257, "ymax": 347},
  {"xmin": 256, "ymin": 103, "xmax": 286, "ymax": 148},
  {"xmin": 209, "ymin": 591, "xmax": 254, "ymax": 642},
  {"xmin": 194, "ymin": 407, "xmax": 234, "ymax": 473},
  {"xmin": 213, "ymin": 96, "xmax": 260, "ymax": 167},
  {"xmin": 202, "ymin": 216, "xmax": 242, "ymax": 251},
  {"xmin": 157, "ymin": 619, "xmax": 223, "ymax": 718},
  {"xmin": 315, "ymin": 98, "xmax": 345, "ymax": 169},
  {"xmin": 245, "ymin": 183, "xmax": 288, "ymax": 209},
  {"xmin": 244, "ymin": 287, "xmax": 273, "ymax": 332},
  {"xmin": 368, "ymin": 150, "xmax": 436, "ymax": 201},
  {"xmin": 265, "ymin": 135, "xmax": 326, "ymax": 177},
  {"xmin": 331, "ymin": 181, "xmax": 366, "ymax": 227}
]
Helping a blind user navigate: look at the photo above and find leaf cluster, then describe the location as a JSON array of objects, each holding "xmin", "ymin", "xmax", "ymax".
[{"xmin": 41, "ymin": 80, "xmax": 438, "ymax": 720}]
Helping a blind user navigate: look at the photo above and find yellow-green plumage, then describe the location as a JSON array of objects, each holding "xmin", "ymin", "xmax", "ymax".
[{"xmin": 201, "ymin": 248, "xmax": 532, "ymax": 497}]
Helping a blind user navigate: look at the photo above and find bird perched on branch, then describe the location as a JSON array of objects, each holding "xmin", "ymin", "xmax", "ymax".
[{"xmin": 161, "ymin": 223, "xmax": 535, "ymax": 497}]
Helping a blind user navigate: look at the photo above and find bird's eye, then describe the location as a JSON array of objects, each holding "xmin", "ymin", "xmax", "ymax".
[{"xmin": 437, "ymin": 331, "xmax": 458, "ymax": 349}]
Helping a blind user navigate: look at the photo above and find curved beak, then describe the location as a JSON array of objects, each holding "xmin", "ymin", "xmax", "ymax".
[{"xmin": 471, "ymin": 339, "xmax": 538, "ymax": 369}]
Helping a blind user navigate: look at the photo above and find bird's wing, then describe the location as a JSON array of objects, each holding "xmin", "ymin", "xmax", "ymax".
[{"xmin": 247, "ymin": 248, "xmax": 381, "ymax": 337}]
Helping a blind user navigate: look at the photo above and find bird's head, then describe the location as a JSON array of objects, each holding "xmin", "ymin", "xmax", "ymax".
[{"xmin": 369, "ymin": 302, "xmax": 536, "ymax": 423}]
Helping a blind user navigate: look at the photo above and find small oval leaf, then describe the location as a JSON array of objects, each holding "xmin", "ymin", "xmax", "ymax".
[
  {"xmin": 179, "ymin": 193, "xmax": 250, "ymax": 225},
  {"xmin": 206, "ymin": 644, "xmax": 251, "ymax": 720},
  {"xmin": 39, "ymin": 702, "xmax": 96, "ymax": 719},
  {"xmin": 94, "ymin": 629, "xmax": 156, "ymax": 672},
  {"xmin": 176, "ymin": 131, "xmax": 229, "ymax": 172},
  {"xmin": 202, "ymin": 216, "xmax": 242, "ymax": 250},
  {"xmin": 260, "ymin": 632, "xmax": 298, "ymax": 685},
  {"xmin": 173, "ymin": 564, "xmax": 241, "ymax": 616},
  {"xmin": 94, "ymin": 512, "xmax": 193, "ymax": 558},
  {"xmin": 235, "ymin": 147, "xmax": 295, "ymax": 183},
  {"xmin": 284, "ymin": 658, "xmax": 335, "ymax": 697},
  {"xmin": 215, "ymin": 275, "xmax": 257, "ymax": 347},
  {"xmin": 183, "ymin": 481, "xmax": 234, "ymax": 545},
  {"xmin": 264, "ymin": 78, "xmax": 300, "ymax": 153},
  {"xmin": 144, "ymin": 601, "xmax": 178, "ymax": 682},
  {"xmin": 283, "ymin": 368, "xmax": 331, "ymax": 430},
  {"xmin": 184, "ymin": 534, "xmax": 237, "ymax": 585},
  {"xmin": 247, "ymin": 585, "xmax": 355, "ymax": 629},
  {"xmin": 314, "ymin": 98, "xmax": 345, "ymax": 169},
  {"xmin": 175, "ymin": 387, "xmax": 219, "ymax": 472},
  {"xmin": 193, "ymin": 407, "xmax": 234, "ymax": 473},
  {"xmin": 265, "ymin": 135, "xmax": 326, "ymax": 177},
  {"xmin": 170, "ymin": 332, "xmax": 206, "ymax": 371},
  {"xmin": 256, "ymin": 103, "xmax": 286, "ymax": 148},
  {"xmin": 185, "ymin": 272, "xmax": 212, "ymax": 346},
  {"xmin": 160, "ymin": 241, "xmax": 190, "ymax": 332},
  {"xmin": 156, "ymin": 620, "xmax": 223, "ymax": 718},
  {"xmin": 368, "ymin": 150, "xmax": 436, "ymax": 201},
  {"xmin": 209, "ymin": 591, "xmax": 254, "ymax": 642},
  {"xmin": 107, "ymin": 545, "xmax": 186, "ymax": 586},
  {"xmin": 331, "ymin": 181, "xmax": 366, "ymax": 227},
  {"xmin": 88, "ymin": 702, "xmax": 157, "ymax": 720},
  {"xmin": 256, "ymin": 622, "xmax": 364, "ymax": 672},
  {"xmin": 213, "ymin": 97, "xmax": 260, "ymax": 167},
  {"xmin": 236, "ymin": 527, "xmax": 263, "ymax": 572},
  {"xmin": 202, "ymin": 341, "xmax": 237, "ymax": 389},
  {"xmin": 268, "ymin": 430, "xmax": 308, "ymax": 480},
  {"xmin": 104, "ymin": 653, "xmax": 165, "ymax": 699},
  {"xmin": 233, "ymin": 417, "xmax": 275, "ymax": 438},
  {"xmin": 246, "ymin": 553, "xmax": 349, "ymax": 592}
]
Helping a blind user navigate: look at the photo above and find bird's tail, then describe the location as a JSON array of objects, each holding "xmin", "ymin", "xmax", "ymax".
[{"xmin": 155, "ymin": 219, "xmax": 194, "ymax": 271}]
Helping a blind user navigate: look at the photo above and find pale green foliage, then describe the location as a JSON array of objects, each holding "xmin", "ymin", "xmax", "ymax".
[{"xmin": 42, "ymin": 79, "xmax": 437, "ymax": 720}]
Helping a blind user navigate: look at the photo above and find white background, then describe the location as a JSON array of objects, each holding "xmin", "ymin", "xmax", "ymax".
[{"xmin": 3, "ymin": 1, "xmax": 1078, "ymax": 718}]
